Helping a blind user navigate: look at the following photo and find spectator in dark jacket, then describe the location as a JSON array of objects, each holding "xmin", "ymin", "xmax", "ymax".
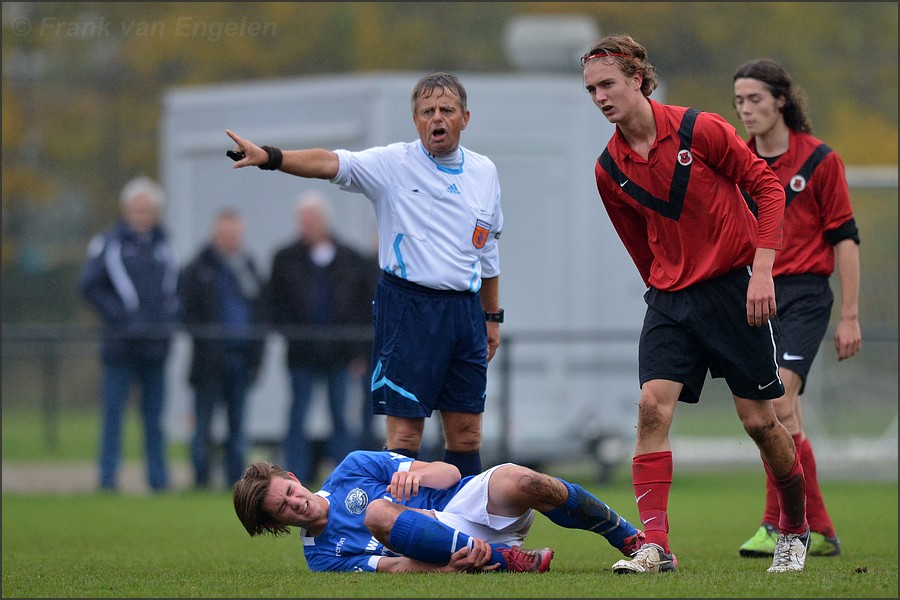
[
  {"xmin": 79, "ymin": 176, "xmax": 179, "ymax": 492},
  {"xmin": 179, "ymin": 208, "xmax": 268, "ymax": 488},
  {"xmin": 269, "ymin": 190, "xmax": 373, "ymax": 484}
]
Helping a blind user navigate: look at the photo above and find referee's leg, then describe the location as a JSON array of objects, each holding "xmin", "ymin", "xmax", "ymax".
[
  {"xmin": 385, "ymin": 415, "xmax": 426, "ymax": 459},
  {"xmin": 441, "ymin": 411, "xmax": 483, "ymax": 477}
]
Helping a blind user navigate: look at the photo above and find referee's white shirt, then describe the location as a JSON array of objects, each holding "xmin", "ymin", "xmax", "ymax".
[{"xmin": 331, "ymin": 141, "xmax": 503, "ymax": 292}]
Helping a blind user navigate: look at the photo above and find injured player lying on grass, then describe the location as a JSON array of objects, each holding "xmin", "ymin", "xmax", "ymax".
[{"xmin": 233, "ymin": 450, "xmax": 645, "ymax": 573}]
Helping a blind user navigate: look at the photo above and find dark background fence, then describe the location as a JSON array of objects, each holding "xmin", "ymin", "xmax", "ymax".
[{"xmin": 3, "ymin": 323, "xmax": 896, "ymax": 483}]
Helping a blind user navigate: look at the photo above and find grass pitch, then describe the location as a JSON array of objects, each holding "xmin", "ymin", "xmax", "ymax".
[{"xmin": 2, "ymin": 468, "xmax": 896, "ymax": 598}]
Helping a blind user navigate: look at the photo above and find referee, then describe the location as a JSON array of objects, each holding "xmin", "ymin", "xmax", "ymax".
[{"xmin": 226, "ymin": 72, "xmax": 503, "ymax": 478}]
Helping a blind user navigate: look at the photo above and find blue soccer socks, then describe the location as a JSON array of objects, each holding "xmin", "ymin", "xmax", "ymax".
[
  {"xmin": 388, "ymin": 510, "xmax": 509, "ymax": 568},
  {"xmin": 542, "ymin": 478, "xmax": 639, "ymax": 550}
]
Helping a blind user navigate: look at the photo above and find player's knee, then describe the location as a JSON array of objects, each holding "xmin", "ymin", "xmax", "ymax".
[
  {"xmin": 495, "ymin": 464, "xmax": 561, "ymax": 502},
  {"xmin": 741, "ymin": 413, "xmax": 778, "ymax": 444},
  {"xmin": 364, "ymin": 499, "xmax": 395, "ymax": 536},
  {"xmin": 636, "ymin": 393, "xmax": 672, "ymax": 432},
  {"xmin": 773, "ymin": 403, "xmax": 796, "ymax": 426}
]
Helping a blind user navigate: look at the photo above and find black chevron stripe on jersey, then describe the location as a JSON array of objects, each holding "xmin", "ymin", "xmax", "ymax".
[
  {"xmin": 784, "ymin": 143, "xmax": 831, "ymax": 206},
  {"xmin": 598, "ymin": 108, "xmax": 701, "ymax": 221},
  {"xmin": 741, "ymin": 142, "xmax": 832, "ymax": 217}
]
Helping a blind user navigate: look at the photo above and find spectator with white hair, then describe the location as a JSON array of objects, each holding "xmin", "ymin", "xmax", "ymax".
[
  {"xmin": 269, "ymin": 190, "xmax": 373, "ymax": 485},
  {"xmin": 79, "ymin": 176, "xmax": 180, "ymax": 492}
]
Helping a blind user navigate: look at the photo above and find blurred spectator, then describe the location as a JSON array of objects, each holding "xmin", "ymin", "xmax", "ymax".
[
  {"xmin": 179, "ymin": 208, "xmax": 268, "ymax": 489},
  {"xmin": 79, "ymin": 176, "xmax": 179, "ymax": 492},
  {"xmin": 270, "ymin": 190, "xmax": 373, "ymax": 484}
]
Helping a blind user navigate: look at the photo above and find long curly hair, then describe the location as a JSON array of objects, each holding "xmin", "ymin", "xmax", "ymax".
[{"xmin": 733, "ymin": 58, "xmax": 812, "ymax": 133}]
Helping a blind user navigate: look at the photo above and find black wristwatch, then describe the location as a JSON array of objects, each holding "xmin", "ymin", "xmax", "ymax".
[{"xmin": 484, "ymin": 309, "xmax": 504, "ymax": 323}]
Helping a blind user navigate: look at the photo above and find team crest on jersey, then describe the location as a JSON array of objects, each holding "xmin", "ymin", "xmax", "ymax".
[
  {"xmin": 345, "ymin": 488, "xmax": 368, "ymax": 514},
  {"xmin": 472, "ymin": 219, "xmax": 491, "ymax": 249},
  {"xmin": 790, "ymin": 175, "xmax": 807, "ymax": 192},
  {"xmin": 677, "ymin": 149, "xmax": 693, "ymax": 166}
]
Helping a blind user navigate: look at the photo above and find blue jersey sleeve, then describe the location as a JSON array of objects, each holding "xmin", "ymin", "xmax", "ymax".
[
  {"xmin": 304, "ymin": 549, "xmax": 381, "ymax": 573},
  {"xmin": 322, "ymin": 450, "xmax": 415, "ymax": 488}
]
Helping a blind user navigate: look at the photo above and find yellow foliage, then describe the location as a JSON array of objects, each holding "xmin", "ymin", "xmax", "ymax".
[
  {"xmin": 828, "ymin": 100, "xmax": 899, "ymax": 164},
  {"xmin": 1, "ymin": 1, "xmax": 896, "ymax": 275}
]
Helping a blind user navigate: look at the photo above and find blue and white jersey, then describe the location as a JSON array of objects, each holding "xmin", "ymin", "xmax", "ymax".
[
  {"xmin": 332, "ymin": 141, "xmax": 503, "ymax": 292},
  {"xmin": 300, "ymin": 450, "xmax": 462, "ymax": 572}
]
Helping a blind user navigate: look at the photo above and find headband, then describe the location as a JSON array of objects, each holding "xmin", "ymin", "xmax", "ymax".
[{"xmin": 581, "ymin": 52, "xmax": 629, "ymax": 67}]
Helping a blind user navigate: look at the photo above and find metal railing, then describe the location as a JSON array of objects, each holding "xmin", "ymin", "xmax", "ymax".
[{"xmin": 3, "ymin": 323, "xmax": 896, "ymax": 473}]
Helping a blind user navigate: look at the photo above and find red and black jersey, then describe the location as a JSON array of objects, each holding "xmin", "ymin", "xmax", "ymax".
[
  {"xmin": 595, "ymin": 99, "xmax": 785, "ymax": 292},
  {"xmin": 747, "ymin": 130, "xmax": 858, "ymax": 277}
]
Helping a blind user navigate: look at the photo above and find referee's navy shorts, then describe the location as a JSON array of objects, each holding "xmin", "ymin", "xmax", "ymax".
[
  {"xmin": 639, "ymin": 267, "xmax": 784, "ymax": 404},
  {"xmin": 774, "ymin": 273, "xmax": 833, "ymax": 393},
  {"xmin": 371, "ymin": 272, "xmax": 488, "ymax": 418}
]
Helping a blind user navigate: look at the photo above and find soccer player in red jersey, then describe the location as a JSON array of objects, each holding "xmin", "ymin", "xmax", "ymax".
[
  {"xmin": 581, "ymin": 34, "xmax": 809, "ymax": 573},
  {"xmin": 733, "ymin": 58, "xmax": 861, "ymax": 559}
]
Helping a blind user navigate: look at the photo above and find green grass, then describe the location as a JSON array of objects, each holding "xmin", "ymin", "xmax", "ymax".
[
  {"xmin": 1, "ymin": 407, "xmax": 189, "ymax": 463},
  {"xmin": 4, "ymin": 399, "xmax": 895, "ymax": 465},
  {"xmin": 668, "ymin": 377, "xmax": 897, "ymax": 439},
  {"xmin": 2, "ymin": 470, "xmax": 896, "ymax": 598}
]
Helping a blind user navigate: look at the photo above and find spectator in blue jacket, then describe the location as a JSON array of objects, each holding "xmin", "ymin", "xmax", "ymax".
[
  {"xmin": 79, "ymin": 176, "xmax": 180, "ymax": 492},
  {"xmin": 179, "ymin": 208, "xmax": 268, "ymax": 489}
]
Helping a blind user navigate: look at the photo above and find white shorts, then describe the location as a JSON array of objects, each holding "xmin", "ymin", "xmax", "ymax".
[{"xmin": 433, "ymin": 463, "xmax": 535, "ymax": 547}]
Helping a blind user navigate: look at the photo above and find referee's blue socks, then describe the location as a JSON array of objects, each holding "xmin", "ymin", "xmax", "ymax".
[
  {"xmin": 541, "ymin": 478, "xmax": 639, "ymax": 549},
  {"xmin": 389, "ymin": 510, "xmax": 508, "ymax": 568},
  {"xmin": 441, "ymin": 450, "xmax": 482, "ymax": 478}
]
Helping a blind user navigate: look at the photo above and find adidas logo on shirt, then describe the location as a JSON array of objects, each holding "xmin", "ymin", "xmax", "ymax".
[{"xmin": 445, "ymin": 183, "xmax": 461, "ymax": 195}]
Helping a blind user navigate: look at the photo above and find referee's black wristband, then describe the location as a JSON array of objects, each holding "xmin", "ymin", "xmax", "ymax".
[
  {"xmin": 259, "ymin": 146, "xmax": 284, "ymax": 171},
  {"xmin": 484, "ymin": 309, "xmax": 504, "ymax": 323}
]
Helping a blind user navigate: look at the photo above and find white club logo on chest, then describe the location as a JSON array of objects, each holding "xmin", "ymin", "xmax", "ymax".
[
  {"xmin": 345, "ymin": 487, "xmax": 369, "ymax": 515},
  {"xmin": 790, "ymin": 175, "xmax": 807, "ymax": 192}
]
